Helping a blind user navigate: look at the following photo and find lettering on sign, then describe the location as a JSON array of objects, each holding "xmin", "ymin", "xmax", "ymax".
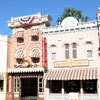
[{"xmin": 54, "ymin": 59, "xmax": 89, "ymax": 68}]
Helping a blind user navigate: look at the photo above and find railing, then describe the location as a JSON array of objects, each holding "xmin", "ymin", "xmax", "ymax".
[
  {"xmin": 21, "ymin": 96, "xmax": 37, "ymax": 100},
  {"xmin": 49, "ymin": 94, "xmax": 99, "ymax": 100}
]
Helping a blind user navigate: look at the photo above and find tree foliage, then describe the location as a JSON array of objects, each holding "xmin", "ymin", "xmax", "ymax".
[{"xmin": 57, "ymin": 8, "xmax": 89, "ymax": 24}]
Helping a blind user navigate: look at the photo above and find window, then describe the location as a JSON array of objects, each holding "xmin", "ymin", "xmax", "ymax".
[
  {"xmin": 31, "ymin": 36, "xmax": 39, "ymax": 42},
  {"xmin": 64, "ymin": 80, "xmax": 80, "ymax": 93},
  {"xmin": 16, "ymin": 59, "xmax": 23, "ymax": 64},
  {"xmin": 72, "ymin": 43, "xmax": 77, "ymax": 58},
  {"xmin": 32, "ymin": 57, "xmax": 40, "ymax": 64},
  {"xmin": 83, "ymin": 80, "xmax": 97, "ymax": 93},
  {"xmin": 65, "ymin": 44, "xmax": 69, "ymax": 59},
  {"xmin": 17, "ymin": 38, "xmax": 24, "ymax": 43},
  {"xmin": 39, "ymin": 78, "xmax": 44, "ymax": 92},
  {"xmin": 86, "ymin": 42, "xmax": 92, "ymax": 58},
  {"xmin": 51, "ymin": 45, "xmax": 56, "ymax": 60},
  {"xmin": 49, "ymin": 80, "xmax": 62, "ymax": 93},
  {"xmin": 0, "ymin": 80, "xmax": 3, "ymax": 92},
  {"xmin": 14, "ymin": 78, "xmax": 19, "ymax": 92}
]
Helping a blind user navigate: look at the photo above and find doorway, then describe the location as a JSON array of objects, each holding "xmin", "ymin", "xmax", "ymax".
[{"xmin": 21, "ymin": 78, "xmax": 37, "ymax": 100}]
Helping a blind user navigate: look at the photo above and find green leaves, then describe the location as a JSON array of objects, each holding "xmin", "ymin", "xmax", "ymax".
[{"xmin": 57, "ymin": 8, "xmax": 89, "ymax": 24}]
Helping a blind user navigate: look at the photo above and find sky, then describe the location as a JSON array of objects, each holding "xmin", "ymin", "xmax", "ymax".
[{"xmin": 0, "ymin": 0, "xmax": 99, "ymax": 36}]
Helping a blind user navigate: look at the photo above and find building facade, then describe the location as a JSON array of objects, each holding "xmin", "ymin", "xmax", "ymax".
[
  {"xmin": 42, "ymin": 10, "xmax": 100, "ymax": 100},
  {"xmin": 0, "ymin": 8, "xmax": 100, "ymax": 100},
  {"xmin": 0, "ymin": 35, "xmax": 11, "ymax": 100},
  {"xmin": 6, "ymin": 13, "xmax": 51, "ymax": 100}
]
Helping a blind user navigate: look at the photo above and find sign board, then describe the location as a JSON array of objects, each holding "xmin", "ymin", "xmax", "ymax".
[{"xmin": 54, "ymin": 59, "xmax": 89, "ymax": 68}]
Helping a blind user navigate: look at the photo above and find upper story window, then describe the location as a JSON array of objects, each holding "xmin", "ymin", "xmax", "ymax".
[
  {"xmin": 86, "ymin": 42, "xmax": 92, "ymax": 58},
  {"xmin": 30, "ymin": 49, "xmax": 40, "ymax": 64},
  {"xmin": 72, "ymin": 43, "xmax": 77, "ymax": 58},
  {"xmin": 51, "ymin": 45, "xmax": 56, "ymax": 60},
  {"xmin": 17, "ymin": 38, "xmax": 24, "ymax": 43},
  {"xmin": 16, "ymin": 31, "xmax": 24, "ymax": 43},
  {"xmin": 65, "ymin": 44, "xmax": 69, "ymax": 59},
  {"xmin": 31, "ymin": 29, "xmax": 39, "ymax": 42},
  {"xmin": 32, "ymin": 57, "xmax": 40, "ymax": 63},
  {"xmin": 31, "ymin": 36, "xmax": 39, "ymax": 42},
  {"xmin": 16, "ymin": 58, "xmax": 23, "ymax": 64},
  {"xmin": 16, "ymin": 49, "xmax": 26, "ymax": 65}
]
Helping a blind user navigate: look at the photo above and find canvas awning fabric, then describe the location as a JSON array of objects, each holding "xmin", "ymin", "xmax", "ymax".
[
  {"xmin": 31, "ymin": 29, "xmax": 39, "ymax": 36},
  {"xmin": 16, "ymin": 31, "xmax": 24, "ymax": 38},
  {"xmin": 8, "ymin": 68, "xmax": 44, "ymax": 73},
  {"xmin": 16, "ymin": 50, "xmax": 25, "ymax": 59},
  {"xmin": 44, "ymin": 68, "xmax": 98, "ymax": 80},
  {"xmin": 30, "ymin": 49, "xmax": 40, "ymax": 58}
]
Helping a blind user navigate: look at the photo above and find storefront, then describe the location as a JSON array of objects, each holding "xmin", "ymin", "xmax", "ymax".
[
  {"xmin": 42, "ymin": 11, "xmax": 100, "ymax": 100},
  {"xmin": 44, "ymin": 67, "xmax": 99, "ymax": 100},
  {"xmin": 8, "ymin": 68, "xmax": 44, "ymax": 100}
]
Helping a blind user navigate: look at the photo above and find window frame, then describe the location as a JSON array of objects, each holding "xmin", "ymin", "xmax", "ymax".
[
  {"xmin": 14, "ymin": 78, "xmax": 20, "ymax": 93},
  {"xmin": 65, "ymin": 44, "xmax": 69, "ymax": 59},
  {"xmin": 86, "ymin": 42, "xmax": 92, "ymax": 58},
  {"xmin": 72, "ymin": 43, "xmax": 77, "ymax": 59},
  {"xmin": 39, "ymin": 77, "xmax": 44, "ymax": 93},
  {"xmin": 51, "ymin": 45, "xmax": 56, "ymax": 61}
]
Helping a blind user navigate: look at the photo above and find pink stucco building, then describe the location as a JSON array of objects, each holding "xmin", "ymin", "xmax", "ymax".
[{"xmin": 42, "ymin": 9, "xmax": 100, "ymax": 100}]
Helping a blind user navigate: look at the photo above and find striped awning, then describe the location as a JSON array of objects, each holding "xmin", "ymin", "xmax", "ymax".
[
  {"xmin": 16, "ymin": 49, "xmax": 25, "ymax": 59},
  {"xmin": 8, "ymin": 68, "xmax": 44, "ymax": 73},
  {"xmin": 16, "ymin": 31, "xmax": 24, "ymax": 38},
  {"xmin": 44, "ymin": 68, "xmax": 98, "ymax": 80},
  {"xmin": 31, "ymin": 29, "xmax": 39, "ymax": 36},
  {"xmin": 31, "ymin": 49, "xmax": 40, "ymax": 58}
]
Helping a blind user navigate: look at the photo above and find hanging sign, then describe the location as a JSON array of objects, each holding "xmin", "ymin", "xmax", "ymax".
[{"xmin": 18, "ymin": 16, "xmax": 34, "ymax": 25}]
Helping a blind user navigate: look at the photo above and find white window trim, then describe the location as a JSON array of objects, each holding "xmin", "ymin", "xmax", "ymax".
[
  {"xmin": 39, "ymin": 77, "xmax": 44, "ymax": 93},
  {"xmin": 14, "ymin": 78, "xmax": 19, "ymax": 93}
]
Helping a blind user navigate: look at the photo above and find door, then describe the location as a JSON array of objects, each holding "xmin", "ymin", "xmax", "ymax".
[{"xmin": 21, "ymin": 78, "xmax": 37, "ymax": 100}]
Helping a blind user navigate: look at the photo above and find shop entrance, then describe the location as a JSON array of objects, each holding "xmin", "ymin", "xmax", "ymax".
[{"xmin": 21, "ymin": 78, "xmax": 37, "ymax": 100}]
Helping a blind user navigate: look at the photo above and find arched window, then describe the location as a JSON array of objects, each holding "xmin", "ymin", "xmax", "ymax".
[
  {"xmin": 30, "ymin": 49, "xmax": 40, "ymax": 64},
  {"xmin": 16, "ymin": 49, "xmax": 26, "ymax": 64},
  {"xmin": 86, "ymin": 42, "xmax": 92, "ymax": 58},
  {"xmin": 65, "ymin": 44, "xmax": 69, "ymax": 59},
  {"xmin": 72, "ymin": 43, "xmax": 77, "ymax": 58},
  {"xmin": 51, "ymin": 45, "xmax": 56, "ymax": 60}
]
